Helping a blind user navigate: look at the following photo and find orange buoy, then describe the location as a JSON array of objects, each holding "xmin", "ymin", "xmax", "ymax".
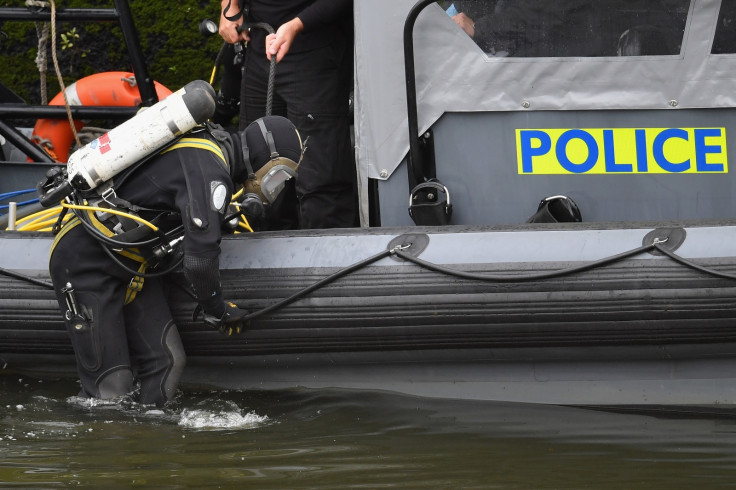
[{"xmin": 31, "ymin": 71, "xmax": 172, "ymax": 162}]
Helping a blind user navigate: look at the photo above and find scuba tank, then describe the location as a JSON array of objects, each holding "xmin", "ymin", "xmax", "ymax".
[
  {"xmin": 38, "ymin": 79, "xmax": 217, "ymax": 205},
  {"xmin": 67, "ymin": 79, "xmax": 216, "ymax": 191}
]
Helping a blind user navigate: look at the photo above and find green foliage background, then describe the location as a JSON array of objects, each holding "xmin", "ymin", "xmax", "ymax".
[{"xmin": 0, "ymin": 0, "xmax": 225, "ymax": 104}]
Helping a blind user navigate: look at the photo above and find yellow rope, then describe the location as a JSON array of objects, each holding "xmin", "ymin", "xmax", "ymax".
[
  {"xmin": 7, "ymin": 205, "xmax": 63, "ymax": 231},
  {"xmin": 19, "ymin": 213, "xmax": 57, "ymax": 228},
  {"xmin": 15, "ymin": 206, "xmax": 59, "ymax": 225},
  {"xmin": 18, "ymin": 217, "xmax": 61, "ymax": 232},
  {"xmin": 10, "ymin": 196, "xmax": 255, "ymax": 233}
]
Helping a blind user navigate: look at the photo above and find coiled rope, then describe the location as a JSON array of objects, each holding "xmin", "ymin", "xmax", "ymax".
[{"xmin": 27, "ymin": 0, "xmax": 82, "ymax": 149}]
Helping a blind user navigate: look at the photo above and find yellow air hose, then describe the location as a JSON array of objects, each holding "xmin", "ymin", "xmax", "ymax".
[
  {"xmin": 9, "ymin": 193, "xmax": 255, "ymax": 233},
  {"xmin": 230, "ymin": 188, "xmax": 254, "ymax": 233},
  {"xmin": 12, "ymin": 206, "xmax": 68, "ymax": 232}
]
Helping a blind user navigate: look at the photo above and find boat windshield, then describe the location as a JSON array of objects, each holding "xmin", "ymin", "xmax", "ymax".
[
  {"xmin": 448, "ymin": 0, "xmax": 690, "ymax": 57},
  {"xmin": 714, "ymin": 1, "xmax": 736, "ymax": 54}
]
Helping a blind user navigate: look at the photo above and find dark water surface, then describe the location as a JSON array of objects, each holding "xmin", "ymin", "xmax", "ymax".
[{"xmin": 3, "ymin": 375, "xmax": 736, "ymax": 489}]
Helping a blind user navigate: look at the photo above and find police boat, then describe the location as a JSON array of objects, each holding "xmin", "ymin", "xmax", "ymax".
[{"xmin": 3, "ymin": 0, "xmax": 736, "ymax": 412}]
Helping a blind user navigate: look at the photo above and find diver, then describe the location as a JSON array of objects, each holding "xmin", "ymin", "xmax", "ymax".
[{"xmin": 46, "ymin": 113, "xmax": 303, "ymax": 406}]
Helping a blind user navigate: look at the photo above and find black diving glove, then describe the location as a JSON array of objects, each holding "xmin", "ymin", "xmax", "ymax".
[{"xmin": 193, "ymin": 302, "xmax": 249, "ymax": 336}]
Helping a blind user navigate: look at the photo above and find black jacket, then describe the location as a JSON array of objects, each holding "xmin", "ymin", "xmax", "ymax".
[{"xmin": 247, "ymin": 0, "xmax": 352, "ymax": 54}]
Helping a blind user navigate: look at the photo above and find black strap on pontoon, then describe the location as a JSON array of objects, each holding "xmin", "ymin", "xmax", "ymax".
[
  {"xmin": 526, "ymin": 196, "xmax": 582, "ymax": 224},
  {"xmin": 408, "ymin": 179, "xmax": 453, "ymax": 226}
]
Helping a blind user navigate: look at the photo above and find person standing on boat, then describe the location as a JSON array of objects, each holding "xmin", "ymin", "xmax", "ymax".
[
  {"xmin": 218, "ymin": 0, "xmax": 358, "ymax": 229},
  {"xmin": 47, "ymin": 115, "xmax": 302, "ymax": 406}
]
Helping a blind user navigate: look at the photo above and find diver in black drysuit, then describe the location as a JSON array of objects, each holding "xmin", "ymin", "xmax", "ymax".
[{"xmin": 48, "ymin": 116, "xmax": 302, "ymax": 406}]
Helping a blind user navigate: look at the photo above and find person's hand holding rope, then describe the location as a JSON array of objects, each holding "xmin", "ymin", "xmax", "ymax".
[{"xmin": 266, "ymin": 17, "xmax": 303, "ymax": 63}]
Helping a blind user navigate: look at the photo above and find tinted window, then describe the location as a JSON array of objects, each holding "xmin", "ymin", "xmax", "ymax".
[
  {"xmin": 446, "ymin": 0, "xmax": 690, "ymax": 57},
  {"xmin": 713, "ymin": 1, "xmax": 736, "ymax": 54}
]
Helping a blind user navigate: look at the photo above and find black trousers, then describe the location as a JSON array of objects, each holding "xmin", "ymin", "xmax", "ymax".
[
  {"xmin": 241, "ymin": 43, "xmax": 359, "ymax": 229},
  {"xmin": 49, "ymin": 223, "xmax": 185, "ymax": 406}
]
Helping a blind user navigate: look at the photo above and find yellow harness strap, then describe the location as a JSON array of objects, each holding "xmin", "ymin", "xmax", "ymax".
[
  {"xmin": 50, "ymin": 216, "xmax": 81, "ymax": 257},
  {"xmin": 163, "ymin": 137, "xmax": 228, "ymax": 167},
  {"xmin": 50, "ymin": 214, "xmax": 148, "ymax": 304},
  {"xmin": 124, "ymin": 262, "xmax": 148, "ymax": 305}
]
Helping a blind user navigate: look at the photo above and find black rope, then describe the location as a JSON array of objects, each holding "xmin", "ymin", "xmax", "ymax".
[
  {"xmin": 393, "ymin": 243, "xmax": 657, "ymax": 282},
  {"xmin": 266, "ymin": 54, "xmax": 276, "ymax": 116},
  {"xmin": 653, "ymin": 244, "xmax": 736, "ymax": 281},
  {"xmin": 0, "ymin": 266, "xmax": 53, "ymax": 289},
  {"xmin": 239, "ymin": 21, "xmax": 276, "ymax": 116},
  {"xmin": 240, "ymin": 248, "xmax": 394, "ymax": 321}
]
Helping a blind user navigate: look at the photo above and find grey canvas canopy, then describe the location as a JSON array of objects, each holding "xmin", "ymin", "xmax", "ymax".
[{"xmin": 353, "ymin": 0, "xmax": 736, "ymax": 189}]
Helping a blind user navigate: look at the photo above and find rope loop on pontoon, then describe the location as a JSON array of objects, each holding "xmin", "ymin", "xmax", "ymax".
[{"xmin": 4, "ymin": 235, "xmax": 736, "ymax": 320}]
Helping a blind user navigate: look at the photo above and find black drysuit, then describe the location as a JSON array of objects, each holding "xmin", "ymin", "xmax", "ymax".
[{"xmin": 49, "ymin": 132, "xmax": 234, "ymax": 406}]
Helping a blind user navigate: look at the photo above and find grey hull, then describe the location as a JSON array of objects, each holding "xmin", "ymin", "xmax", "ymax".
[{"xmin": 2, "ymin": 221, "xmax": 736, "ymax": 409}]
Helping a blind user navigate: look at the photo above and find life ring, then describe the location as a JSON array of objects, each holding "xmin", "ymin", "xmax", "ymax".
[{"xmin": 31, "ymin": 71, "xmax": 173, "ymax": 162}]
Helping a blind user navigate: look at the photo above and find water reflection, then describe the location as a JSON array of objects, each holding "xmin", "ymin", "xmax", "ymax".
[{"xmin": 3, "ymin": 374, "xmax": 736, "ymax": 488}]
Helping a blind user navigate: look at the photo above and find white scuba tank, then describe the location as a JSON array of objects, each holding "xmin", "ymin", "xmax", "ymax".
[{"xmin": 66, "ymin": 79, "xmax": 217, "ymax": 191}]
